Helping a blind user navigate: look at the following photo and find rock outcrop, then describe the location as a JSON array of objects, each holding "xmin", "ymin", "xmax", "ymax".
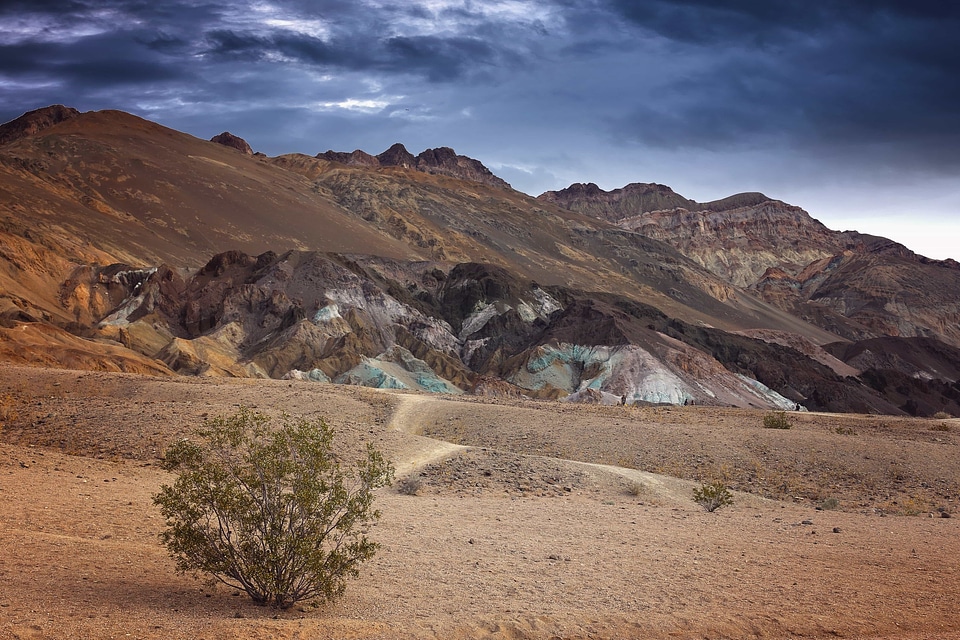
[
  {"xmin": 376, "ymin": 143, "xmax": 417, "ymax": 168},
  {"xmin": 539, "ymin": 182, "xmax": 698, "ymax": 222},
  {"xmin": 412, "ymin": 146, "xmax": 510, "ymax": 189},
  {"xmin": 318, "ymin": 142, "xmax": 511, "ymax": 189},
  {"xmin": 316, "ymin": 149, "xmax": 379, "ymax": 167},
  {"xmin": 78, "ymin": 248, "xmax": 917, "ymax": 412},
  {"xmin": 618, "ymin": 199, "xmax": 839, "ymax": 287},
  {"xmin": 209, "ymin": 131, "xmax": 253, "ymax": 154},
  {"xmin": 0, "ymin": 105, "xmax": 81, "ymax": 145}
]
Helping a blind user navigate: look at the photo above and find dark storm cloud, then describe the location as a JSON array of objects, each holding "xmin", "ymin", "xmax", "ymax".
[
  {"xmin": 0, "ymin": 0, "xmax": 528, "ymax": 122},
  {"xmin": 602, "ymin": 0, "xmax": 960, "ymax": 165},
  {"xmin": 382, "ymin": 36, "xmax": 503, "ymax": 81},
  {"xmin": 0, "ymin": 0, "xmax": 86, "ymax": 13},
  {"xmin": 0, "ymin": 31, "xmax": 191, "ymax": 87},
  {"xmin": 196, "ymin": 0, "xmax": 527, "ymax": 82},
  {"xmin": 203, "ymin": 29, "xmax": 500, "ymax": 82},
  {"xmin": 606, "ymin": 0, "xmax": 960, "ymax": 43}
]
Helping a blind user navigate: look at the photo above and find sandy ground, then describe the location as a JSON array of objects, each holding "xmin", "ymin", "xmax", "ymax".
[{"xmin": 1, "ymin": 364, "xmax": 959, "ymax": 639}]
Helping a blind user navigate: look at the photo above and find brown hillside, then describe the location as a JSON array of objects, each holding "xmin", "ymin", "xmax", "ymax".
[{"xmin": 2, "ymin": 106, "xmax": 958, "ymax": 415}]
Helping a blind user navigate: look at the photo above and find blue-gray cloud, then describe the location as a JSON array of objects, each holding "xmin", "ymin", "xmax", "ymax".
[{"xmin": 602, "ymin": 0, "xmax": 960, "ymax": 160}]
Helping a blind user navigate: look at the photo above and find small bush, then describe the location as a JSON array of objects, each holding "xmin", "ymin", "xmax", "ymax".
[
  {"xmin": 693, "ymin": 481, "xmax": 734, "ymax": 512},
  {"xmin": 626, "ymin": 480, "xmax": 646, "ymax": 497},
  {"xmin": 932, "ymin": 411, "xmax": 952, "ymax": 420},
  {"xmin": 930, "ymin": 423, "xmax": 951, "ymax": 432},
  {"xmin": 0, "ymin": 392, "xmax": 19, "ymax": 429},
  {"xmin": 819, "ymin": 497, "xmax": 840, "ymax": 510},
  {"xmin": 153, "ymin": 408, "xmax": 394, "ymax": 609},
  {"xmin": 398, "ymin": 474, "xmax": 423, "ymax": 496},
  {"xmin": 762, "ymin": 410, "xmax": 792, "ymax": 430}
]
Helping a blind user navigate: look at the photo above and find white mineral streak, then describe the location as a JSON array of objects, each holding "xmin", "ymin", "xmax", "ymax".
[
  {"xmin": 460, "ymin": 302, "xmax": 503, "ymax": 339},
  {"xmin": 322, "ymin": 286, "xmax": 458, "ymax": 354},
  {"xmin": 461, "ymin": 338, "xmax": 490, "ymax": 367},
  {"xmin": 532, "ymin": 287, "xmax": 562, "ymax": 316},
  {"xmin": 283, "ymin": 369, "xmax": 331, "ymax": 383},
  {"xmin": 735, "ymin": 374, "xmax": 804, "ymax": 410},
  {"xmin": 313, "ymin": 304, "xmax": 341, "ymax": 322},
  {"xmin": 97, "ymin": 268, "xmax": 159, "ymax": 327}
]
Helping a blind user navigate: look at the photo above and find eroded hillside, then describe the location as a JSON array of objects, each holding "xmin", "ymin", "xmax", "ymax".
[{"xmin": 1, "ymin": 106, "xmax": 958, "ymax": 415}]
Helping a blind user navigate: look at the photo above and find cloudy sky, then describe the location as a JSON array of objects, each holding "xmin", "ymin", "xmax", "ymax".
[{"xmin": 2, "ymin": 0, "xmax": 958, "ymax": 260}]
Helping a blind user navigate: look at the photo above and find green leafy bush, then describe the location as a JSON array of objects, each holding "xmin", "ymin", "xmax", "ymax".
[
  {"xmin": 762, "ymin": 410, "xmax": 792, "ymax": 430},
  {"xmin": 153, "ymin": 408, "xmax": 394, "ymax": 609},
  {"xmin": 693, "ymin": 481, "xmax": 734, "ymax": 512}
]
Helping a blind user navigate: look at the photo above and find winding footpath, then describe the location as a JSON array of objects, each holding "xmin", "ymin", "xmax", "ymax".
[{"xmin": 383, "ymin": 393, "xmax": 468, "ymax": 478}]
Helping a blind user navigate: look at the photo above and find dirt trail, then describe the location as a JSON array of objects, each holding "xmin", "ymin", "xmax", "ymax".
[
  {"xmin": 382, "ymin": 393, "xmax": 468, "ymax": 477},
  {"xmin": 381, "ymin": 392, "xmax": 706, "ymax": 503}
]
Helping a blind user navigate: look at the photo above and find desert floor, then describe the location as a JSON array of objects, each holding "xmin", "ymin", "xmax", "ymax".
[{"xmin": 1, "ymin": 364, "xmax": 959, "ymax": 639}]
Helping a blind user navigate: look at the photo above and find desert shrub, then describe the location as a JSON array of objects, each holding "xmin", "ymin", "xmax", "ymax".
[
  {"xmin": 626, "ymin": 480, "xmax": 646, "ymax": 497},
  {"xmin": 930, "ymin": 423, "xmax": 951, "ymax": 432},
  {"xmin": 693, "ymin": 481, "xmax": 734, "ymax": 512},
  {"xmin": 762, "ymin": 410, "xmax": 792, "ymax": 430},
  {"xmin": 932, "ymin": 411, "xmax": 952, "ymax": 420},
  {"xmin": 398, "ymin": 474, "xmax": 423, "ymax": 495},
  {"xmin": 819, "ymin": 497, "xmax": 840, "ymax": 510},
  {"xmin": 0, "ymin": 392, "xmax": 18, "ymax": 430},
  {"xmin": 153, "ymin": 408, "xmax": 393, "ymax": 609}
]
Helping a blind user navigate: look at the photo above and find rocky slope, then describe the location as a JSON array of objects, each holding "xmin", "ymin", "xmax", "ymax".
[
  {"xmin": 542, "ymin": 182, "xmax": 960, "ymax": 352},
  {"xmin": 68, "ymin": 248, "xmax": 908, "ymax": 413},
  {"xmin": 0, "ymin": 104, "xmax": 80, "ymax": 145},
  {"xmin": 1, "ymin": 105, "xmax": 957, "ymax": 415}
]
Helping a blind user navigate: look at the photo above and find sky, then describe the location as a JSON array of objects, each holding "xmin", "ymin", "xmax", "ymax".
[{"xmin": 1, "ymin": 0, "xmax": 958, "ymax": 260}]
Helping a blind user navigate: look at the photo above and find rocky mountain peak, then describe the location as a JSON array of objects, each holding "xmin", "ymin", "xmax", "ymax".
[
  {"xmin": 209, "ymin": 131, "xmax": 253, "ymax": 155},
  {"xmin": 539, "ymin": 182, "xmax": 772, "ymax": 218},
  {"xmin": 544, "ymin": 182, "xmax": 604, "ymax": 198},
  {"xmin": 538, "ymin": 181, "xmax": 696, "ymax": 222},
  {"xmin": 700, "ymin": 192, "xmax": 771, "ymax": 212},
  {"xmin": 377, "ymin": 143, "xmax": 417, "ymax": 168},
  {"xmin": 413, "ymin": 146, "xmax": 511, "ymax": 189},
  {"xmin": 318, "ymin": 142, "xmax": 511, "ymax": 189},
  {"xmin": 416, "ymin": 146, "xmax": 458, "ymax": 166},
  {"xmin": 316, "ymin": 149, "xmax": 379, "ymax": 167},
  {"xmin": 0, "ymin": 104, "xmax": 82, "ymax": 146}
]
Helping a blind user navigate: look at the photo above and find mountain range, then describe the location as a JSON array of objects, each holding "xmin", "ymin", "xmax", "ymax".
[{"xmin": 1, "ymin": 105, "xmax": 958, "ymax": 416}]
